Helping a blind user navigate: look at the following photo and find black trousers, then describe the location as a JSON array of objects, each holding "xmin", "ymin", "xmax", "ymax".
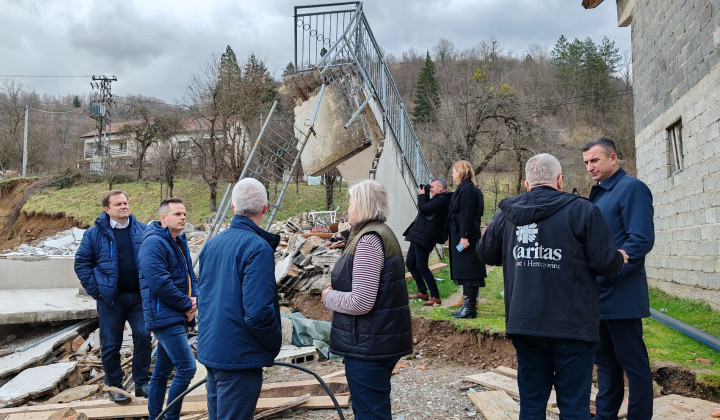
[
  {"xmin": 406, "ymin": 243, "xmax": 439, "ymax": 298},
  {"xmin": 595, "ymin": 318, "xmax": 653, "ymax": 420}
]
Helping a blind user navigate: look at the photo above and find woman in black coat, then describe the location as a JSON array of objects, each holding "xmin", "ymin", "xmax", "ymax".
[{"xmin": 448, "ymin": 160, "xmax": 486, "ymax": 318}]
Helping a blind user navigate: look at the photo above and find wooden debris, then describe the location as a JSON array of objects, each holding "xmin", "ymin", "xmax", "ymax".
[
  {"xmin": 651, "ymin": 394, "xmax": 720, "ymax": 419},
  {"xmin": 259, "ymin": 377, "xmax": 348, "ymax": 398},
  {"xmin": 254, "ymin": 393, "xmax": 310, "ymax": 419},
  {"xmin": 468, "ymin": 390, "xmax": 521, "ymax": 419},
  {"xmin": 46, "ymin": 407, "xmax": 88, "ymax": 420},
  {"xmin": 43, "ymin": 385, "xmax": 99, "ymax": 405},
  {"xmin": 464, "ymin": 371, "xmax": 557, "ymax": 409}
]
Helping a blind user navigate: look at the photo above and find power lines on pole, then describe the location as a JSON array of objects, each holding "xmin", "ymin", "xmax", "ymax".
[{"xmin": 89, "ymin": 75, "xmax": 117, "ymax": 174}]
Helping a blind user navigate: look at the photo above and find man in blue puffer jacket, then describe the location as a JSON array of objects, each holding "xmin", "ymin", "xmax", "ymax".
[
  {"xmin": 138, "ymin": 198, "xmax": 197, "ymax": 420},
  {"xmin": 197, "ymin": 178, "xmax": 281, "ymax": 420},
  {"xmin": 74, "ymin": 190, "xmax": 151, "ymax": 404}
]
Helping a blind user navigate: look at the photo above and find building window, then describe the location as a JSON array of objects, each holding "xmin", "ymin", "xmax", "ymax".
[
  {"xmin": 667, "ymin": 119, "xmax": 683, "ymax": 175},
  {"xmin": 119, "ymin": 142, "xmax": 127, "ymax": 151}
]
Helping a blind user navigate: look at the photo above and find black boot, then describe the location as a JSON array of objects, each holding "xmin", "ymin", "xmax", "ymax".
[{"xmin": 452, "ymin": 287, "xmax": 478, "ymax": 319}]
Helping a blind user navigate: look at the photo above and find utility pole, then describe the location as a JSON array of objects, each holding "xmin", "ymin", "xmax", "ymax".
[
  {"xmin": 89, "ymin": 75, "xmax": 116, "ymax": 174},
  {"xmin": 22, "ymin": 105, "xmax": 28, "ymax": 178}
]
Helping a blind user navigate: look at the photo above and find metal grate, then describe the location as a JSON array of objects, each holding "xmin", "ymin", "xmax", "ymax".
[{"xmin": 294, "ymin": 2, "xmax": 432, "ymax": 185}]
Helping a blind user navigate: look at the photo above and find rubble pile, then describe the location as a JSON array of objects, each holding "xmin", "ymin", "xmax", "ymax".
[{"xmin": 269, "ymin": 213, "xmax": 349, "ymax": 298}]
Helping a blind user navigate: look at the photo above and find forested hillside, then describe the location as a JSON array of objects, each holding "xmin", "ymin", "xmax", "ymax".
[{"xmin": 0, "ymin": 35, "xmax": 631, "ymax": 201}]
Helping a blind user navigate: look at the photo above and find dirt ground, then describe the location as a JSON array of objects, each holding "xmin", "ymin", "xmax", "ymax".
[{"xmin": 0, "ymin": 178, "xmax": 82, "ymax": 252}]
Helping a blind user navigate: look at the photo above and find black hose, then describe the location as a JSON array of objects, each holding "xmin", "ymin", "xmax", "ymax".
[
  {"xmin": 156, "ymin": 361, "xmax": 345, "ymax": 420},
  {"xmin": 650, "ymin": 308, "xmax": 720, "ymax": 352}
]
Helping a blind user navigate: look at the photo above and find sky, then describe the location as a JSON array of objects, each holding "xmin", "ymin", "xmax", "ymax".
[{"xmin": 0, "ymin": 0, "xmax": 630, "ymax": 104}]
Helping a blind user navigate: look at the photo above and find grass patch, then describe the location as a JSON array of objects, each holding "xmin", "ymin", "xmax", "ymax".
[
  {"xmin": 645, "ymin": 287, "xmax": 720, "ymax": 378},
  {"xmin": 407, "ymin": 259, "xmax": 506, "ymax": 333},
  {"xmin": 23, "ymin": 179, "xmax": 349, "ymax": 227}
]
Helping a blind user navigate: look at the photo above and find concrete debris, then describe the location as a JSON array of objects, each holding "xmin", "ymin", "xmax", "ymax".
[
  {"xmin": 0, "ymin": 362, "xmax": 77, "ymax": 407},
  {"xmin": 270, "ymin": 212, "xmax": 348, "ymax": 298},
  {"xmin": 1, "ymin": 227, "xmax": 85, "ymax": 256}
]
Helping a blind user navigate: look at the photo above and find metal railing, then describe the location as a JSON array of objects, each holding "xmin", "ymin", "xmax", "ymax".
[{"xmin": 294, "ymin": 2, "xmax": 432, "ymax": 186}]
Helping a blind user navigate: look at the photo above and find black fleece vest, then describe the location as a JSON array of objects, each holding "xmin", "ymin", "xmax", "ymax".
[{"xmin": 329, "ymin": 222, "xmax": 413, "ymax": 360}]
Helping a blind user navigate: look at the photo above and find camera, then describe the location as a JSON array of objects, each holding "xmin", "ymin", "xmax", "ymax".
[{"xmin": 418, "ymin": 184, "xmax": 429, "ymax": 192}]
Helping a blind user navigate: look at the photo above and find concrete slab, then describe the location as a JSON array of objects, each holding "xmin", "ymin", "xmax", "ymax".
[
  {"xmin": 275, "ymin": 345, "xmax": 318, "ymax": 364},
  {"xmin": 0, "ymin": 256, "xmax": 80, "ymax": 289},
  {"xmin": 0, "ymin": 322, "xmax": 85, "ymax": 378},
  {"xmin": 0, "ymin": 289, "xmax": 96, "ymax": 325},
  {"xmin": 0, "ymin": 362, "xmax": 77, "ymax": 407}
]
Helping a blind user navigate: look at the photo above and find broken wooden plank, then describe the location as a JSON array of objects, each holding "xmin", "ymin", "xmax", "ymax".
[
  {"xmin": 464, "ymin": 371, "xmax": 557, "ymax": 409},
  {"xmin": 492, "ymin": 366, "xmax": 518, "ymax": 378},
  {"xmin": 0, "ymin": 362, "xmax": 77, "ymax": 407},
  {"xmin": 260, "ymin": 376, "xmax": 348, "ymax": 398},
  {"xmin": 0, "ymin": 395, "xmax": 349, "ymax": 419},
  {"xmin": 651, "ymin": 394, "xmax": 718, "ymax": 419},
  {"xmin": 254, "ymin": 393, "xmax": 310, "ymax": 419},
  {"xmin": 468, "ymin": 390, "xmax": 519, "ymax": 419},
  {"xmin": 405, "ymin": 263, "xmax": 446, "ymax": 280},
  {"xmin": 42, "ymin": 385, "xmax": 99, "ymax": 405}
]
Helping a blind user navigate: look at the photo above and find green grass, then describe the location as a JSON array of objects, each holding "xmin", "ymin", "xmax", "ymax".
[
  {"xmin": 407, "ymin": 260, "xmax": 506, "ymax": 333},
  {"xmin": 23, "ymin": 179, "xmax": 349, "ymax": 228},
  {"xmin": 645, "ymin": 288, "xmax": 720, "ymax": 381}
]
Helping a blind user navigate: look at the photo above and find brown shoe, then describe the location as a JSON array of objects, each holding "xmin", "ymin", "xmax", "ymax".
[
  {"xmin": 408, "ymin": 292, "xmax": 429, "ymax": 300},
  {"xmin": 423, "ymin": 297, "xmax": 441, "ymax": 306},
  {"xmin": 449, "ymin": 296, "xmax": 464, "ymax": 308}
]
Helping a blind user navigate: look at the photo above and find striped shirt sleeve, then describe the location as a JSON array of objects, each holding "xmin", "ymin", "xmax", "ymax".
[{"xmin": 323, "ymin": 233, "xmax": 384, "ymax": 316}]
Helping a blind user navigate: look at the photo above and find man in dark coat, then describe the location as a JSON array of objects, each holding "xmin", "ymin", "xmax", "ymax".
[
  {"xmin": 404, "ymin": 178, "xmax": 452, "ymax": 306},
  {"xmin": 478, "ymin": 153, "xmax": 627, "ymax": 419},
  {"xmin": 582, "ymin": 137, "xmax": 655, "ymax": 420},
  {"xmin": 74, "ymin": 190, "xmax": 150, "ymax": 404},
  {"xmin": 138, "ymin": 198, "xmax": 197, "ymax": 420},
  {"xmin": 197, "ymin": 178, "xmax": 282, "ymax": 420}
]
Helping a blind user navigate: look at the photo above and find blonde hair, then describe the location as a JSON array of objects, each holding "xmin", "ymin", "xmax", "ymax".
[
  {"xmin": 453, "ymin": 160, "xmax": 476, "ymax": 185},
  {"xmin": 348, "ymin": 179, "xmax": 389, "ymax": 224}
]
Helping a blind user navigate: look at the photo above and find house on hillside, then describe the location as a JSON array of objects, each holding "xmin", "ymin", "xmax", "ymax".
[
  {"xmin": 587, "ymin": 1, "xmax": 720, "ymax": 307},
  {"xmin": 77, "ymin": 118, "xmax": 250, "ymax": 172}
]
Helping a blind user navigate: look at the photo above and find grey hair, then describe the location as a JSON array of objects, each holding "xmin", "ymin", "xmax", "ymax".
[
  {"xmin": 432, "ymin": 177, "xmax": 448, "ymax": 190},
  {"xmin": 581, "ymin": 136, "xmax": 617, "ymax": 155},
  {"xmin": 232, "ymin": 178, "xmax": 267, "ymax": 217},
  {"xmin": 348, "ymin": 179, "xmax": 389, "ymax": 224},
  {"xmin": 525, "ymin": 153, "xmax": 562, "ymax": 188}
]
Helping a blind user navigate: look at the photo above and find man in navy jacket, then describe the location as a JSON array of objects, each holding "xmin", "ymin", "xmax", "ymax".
[
  {"xmin": 582, "ymin": 137, "xmax": 655, "ymax": 420},
  {"xmin": 478, "ymin": 153, "xmax": 626, "ymax": 419},
  {"xmin": 197, "ymin": 178, "xmax": 281, "ymax": 420},
  {"xmin": 138, "ymin": 198, "xmax": 197, "ymax": 420},
  {"xmin": 74, "ymin": 190, "xmax": 150, "ymax": 404}
]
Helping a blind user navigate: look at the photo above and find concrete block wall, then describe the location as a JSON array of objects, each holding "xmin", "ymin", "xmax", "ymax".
[{"xmin": 632, "ymin": 0, "xmax": 720, "ymax": 307}]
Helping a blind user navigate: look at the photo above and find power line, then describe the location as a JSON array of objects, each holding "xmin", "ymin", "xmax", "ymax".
[
  {"xmin": 0, "ymin": 75, "xmax": 91, "ymax": 78},
  {"xmin": 27, "ymin": 106, "xmax": 86, "ymax": 115}
]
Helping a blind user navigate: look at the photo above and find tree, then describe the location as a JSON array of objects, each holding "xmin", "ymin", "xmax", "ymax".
[
  {"xmin": 73, "ymin": 96, "xmax": 81, "ymax": 108},
  {"xmin": 412, "ymin": 52, "xmax": 441, "ymax": 124},
  {"xmin": 153, "ymin": 113, "xmax": 185, "ymax": 197},
  {"xmin": 282, "ymin": 62, "xmax": 296, "ymax": 77},
  {"xmin": 121, "ymin": 102, "xmax": 160, "ymax": 180}
]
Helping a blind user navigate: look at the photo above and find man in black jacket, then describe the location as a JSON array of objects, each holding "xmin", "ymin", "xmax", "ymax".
[
  {"xmin": 477, "ymin": 153, "xmax": 627, "ymax": 419},
  {"xmin": 405, "ymin": 178, "xmax": 452, "ymax": 306}
]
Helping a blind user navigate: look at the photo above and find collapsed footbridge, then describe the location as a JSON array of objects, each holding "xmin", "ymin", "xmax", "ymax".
[{"xmin": 229, "ymin": 1, "xmax": 432, "ymax": 246}]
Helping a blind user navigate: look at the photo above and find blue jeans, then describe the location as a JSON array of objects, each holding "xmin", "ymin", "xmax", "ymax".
[
  {"xmin": 206, "ymin": 367, "xmax": 263, "ymax": 420},
  {"xmin": 595, "ymin": 318, "xmax": 653, "ymax": 420},
  {"xmin": 406, "ymin": 243, "xmax": 439, "ymax": 298},
  {"xmin": 148, "ymin": 323, "xmax": 197, "ymax": 420},
  {"xmin": 96, "ymin": 291, "xmax": 151, "ymax": 389},
  {"xmin": 512, "ymin": 335, "xmax": 596, "ymax": 420},
  {"xmin": 344, "ymin": 357, "xmax": 399, "ymax": 420}
]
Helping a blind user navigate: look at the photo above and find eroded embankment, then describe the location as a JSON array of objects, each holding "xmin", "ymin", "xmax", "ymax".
[{"xmin": 0, "ymin": 179, "xmax": 82, "ymax": 252}]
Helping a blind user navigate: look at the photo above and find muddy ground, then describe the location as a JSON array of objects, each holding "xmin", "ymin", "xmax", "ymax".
[{"xmin": 0, "ymin": 178, "xmax": 82, "ymax": 252}]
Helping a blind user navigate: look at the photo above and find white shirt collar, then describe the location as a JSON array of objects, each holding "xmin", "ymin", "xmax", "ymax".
[{"xmin": 109, "ymin": 218, "xmax": 130, "ymax": 229}]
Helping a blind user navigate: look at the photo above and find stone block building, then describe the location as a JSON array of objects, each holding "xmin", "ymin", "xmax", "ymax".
[{"xmin": 595, "ymin": 0, "xmax": 720, "ymax": 307}]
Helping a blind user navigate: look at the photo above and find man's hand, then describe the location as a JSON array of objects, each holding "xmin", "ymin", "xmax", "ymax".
[
  {"xmin": 419, "ymin": 186, "xmax": 426, "ymax": 195},
  {"xmin": 185, "ymin": 296, "xmax": 197, "ymax": 321},
  {"xmin": 619, "ymin": 249, "xmax": 629, "ymax": 264},
  {"xmin": 321, "ymin": 285, "xmax": 332, "ymax": 304}
]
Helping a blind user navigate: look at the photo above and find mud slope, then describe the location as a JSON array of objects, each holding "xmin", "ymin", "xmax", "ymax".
[{"xmin": 0, "ymin": 179, "xmax": 82, "ymax": 252}]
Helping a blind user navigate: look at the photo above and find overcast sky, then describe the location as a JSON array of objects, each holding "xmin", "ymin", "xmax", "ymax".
[{"xmin": 0, "ymin": 0, "xmax": 630, "ymax": 104}]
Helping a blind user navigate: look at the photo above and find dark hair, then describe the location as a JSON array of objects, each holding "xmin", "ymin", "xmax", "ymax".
[
  {"xmin": 158, "ymin": 197, "xmax": 184, "ymax": 216},
  {"xmin": 102, "ymin": 190, "xmax": 127, "ymax": 208},
  {"xmin": 581, "ymin": 137, "xmax": 617, "ymax": 155}
]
